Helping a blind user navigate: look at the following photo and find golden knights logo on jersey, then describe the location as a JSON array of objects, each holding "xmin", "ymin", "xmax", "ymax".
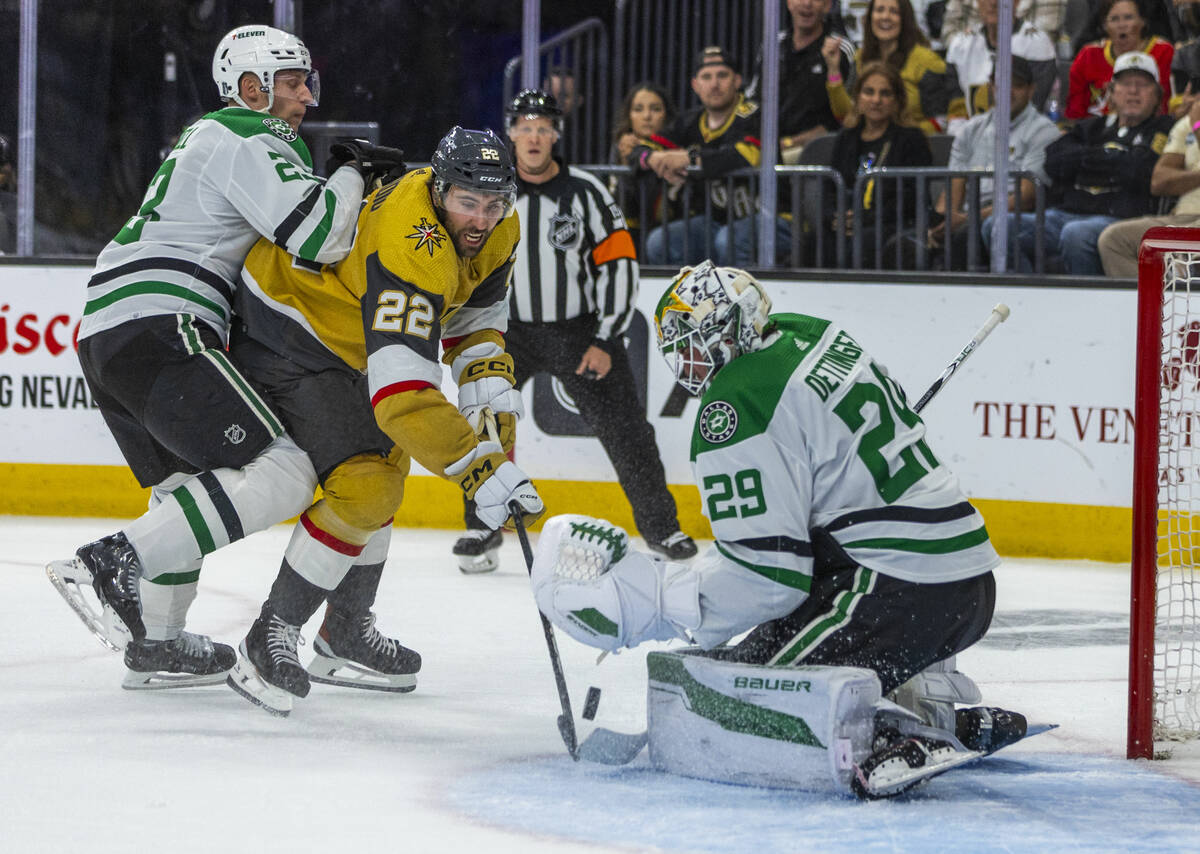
[
  {"xmin": 406, "ymin": 217, "xmax": 446, "ymax": 256},
  {"xmin": 548, "ymin": 212, "xmax": 583, "ymax": 251}
]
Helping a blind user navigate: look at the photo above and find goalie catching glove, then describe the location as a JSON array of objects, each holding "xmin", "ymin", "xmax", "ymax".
[
  {"xmin": 446, "ymin": 440, "xmax": 543, "ymax": 530},
  {"xmin": 326, "ymin": 138, "xmax": 407, "ymax": 185},
  {"xmin": 530, "ymin": 514, "xmax": 700, "ymax": 652}
]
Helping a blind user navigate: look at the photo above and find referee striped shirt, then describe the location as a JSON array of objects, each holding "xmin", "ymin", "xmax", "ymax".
[{"xmin": 510, "ymin": 164, "xmax": 639, "ymax": 341}]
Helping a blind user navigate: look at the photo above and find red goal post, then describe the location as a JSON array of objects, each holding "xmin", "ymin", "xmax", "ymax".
[{"xmin": 1130, "ymin": 227, "xmax": 1200, "ymax": 759}]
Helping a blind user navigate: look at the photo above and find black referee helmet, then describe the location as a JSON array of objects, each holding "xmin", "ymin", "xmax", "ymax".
[{"xmin": 506, "ymin": 89, "xmax": 563, "ymax": 132}]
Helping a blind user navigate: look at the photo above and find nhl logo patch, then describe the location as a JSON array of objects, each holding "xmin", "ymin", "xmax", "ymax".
[
  {"xmin": 699, "ymin": 401, "xmax": 737, "ymax": 443},
  {"xmin": 262, "ymin": 117, "xmax": 297, "ymax": 142},
  {"xmin": 548, "ymin": 212, "xmax": 582, "ymax": 250},
  {"xmin": 224, "ymin": 424, "xmax": 247, "ymax": 444}
]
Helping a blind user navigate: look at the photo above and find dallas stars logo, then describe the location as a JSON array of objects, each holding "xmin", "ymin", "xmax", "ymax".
[
  {"xmin": 406, "ymin": 217, "xmax": 446, "ymax": 256},
  {"xmin": 699, "ymin": 401, "xmax": 738, "ymax": 444},
  {"xmin": 654, "ymin": 286, "xmax": 694, "ymax": 339}
]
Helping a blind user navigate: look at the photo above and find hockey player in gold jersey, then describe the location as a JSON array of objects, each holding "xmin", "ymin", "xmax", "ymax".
[{"xmin": 225, "ymin": 127, "xmax": 543, "ymax": 716}]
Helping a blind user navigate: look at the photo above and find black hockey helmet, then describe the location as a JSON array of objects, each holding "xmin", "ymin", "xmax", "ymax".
[
  {"xmin": 430, "ymin": 126, "xmax": 517, "ymax": 216},
  {"xmin": 505, "ymin": 89, "xmax": 563, "ymax": 131}
]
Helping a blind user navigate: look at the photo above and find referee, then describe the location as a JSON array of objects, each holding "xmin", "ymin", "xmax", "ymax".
[{"xmin": 453, "ymin": 90, "xmax": 696, "ymax": 572}]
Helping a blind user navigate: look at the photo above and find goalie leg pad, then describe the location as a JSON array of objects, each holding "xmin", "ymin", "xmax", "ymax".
[
  {"xmin": 531, "ymin": 514, "xmax": 700, "ymax": 651},
  {"xmin": 887, "ymin": 655, "xmax": 982, "ymax": 732},
  {"xmin": 646, "ymin": 650, "xmax": 882, "ymax": 792}
]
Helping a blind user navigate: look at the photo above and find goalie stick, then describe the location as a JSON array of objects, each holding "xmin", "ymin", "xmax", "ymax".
[
  {"xmin": 912, "ymin": 303, "xmax": 1010, "ymax": 414},
  {"xmin": 483, "ymin": 410, "xmax": 580, "ymax": 760}
]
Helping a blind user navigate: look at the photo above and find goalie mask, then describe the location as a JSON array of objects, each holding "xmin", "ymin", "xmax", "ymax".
[
  {"xmin": 654, "ymin": 261, "xmax": 772, "ymax": 396},
  {"xmin": 212, "ymin": 25, "xmax": 319, "ymax": 111}
]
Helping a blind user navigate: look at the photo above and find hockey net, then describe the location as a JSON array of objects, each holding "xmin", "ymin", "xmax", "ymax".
[{"xmin": 1130, "ymin": 227, "xmax": 1200, "ymax": 758}]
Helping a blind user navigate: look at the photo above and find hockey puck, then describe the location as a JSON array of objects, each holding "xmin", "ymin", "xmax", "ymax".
[{"xmin": 582, "ymin": 686, "xmax": 601, "ymax": 720}]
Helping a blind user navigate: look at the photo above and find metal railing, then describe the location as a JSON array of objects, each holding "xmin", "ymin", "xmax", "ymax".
[
  {"xmin": 582, "ymin": 164, "xmax": 1051, "ymax": 273},
  {"xmin": 502, "ymin": 18, "xmax": 610, "ymax": 166}
]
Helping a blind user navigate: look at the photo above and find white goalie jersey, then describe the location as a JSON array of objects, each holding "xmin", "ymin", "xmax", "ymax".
[
  {"xmin": 80, "ymin": 107, "xmax": 364, "ymax": 343},
  {"xmin": 683, "ymin": 312, "xmax": 1000, "ymax": 647}
]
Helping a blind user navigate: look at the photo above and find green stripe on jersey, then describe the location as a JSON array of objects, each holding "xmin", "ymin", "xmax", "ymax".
[
  {"xmin": 148, "ymin": 569, "xmax": 203, "ymax": 586},
  {"xmin": 204, "ymin": 108, "xmax": 314, "ymax": 166},
  {"xmin": 692, "ymin": 313, "xmax": 829, "ymax": 459},
  {"xmin": 84, "ymin": 282, "xmax": 228, "ymax": 320},
  {"xmin": 172, "ymin": 485, "xmax": 216, "ymax": 556},
  {"xmin": 297, "ymin": 189, "xmax": 338, "ymax": 260},
  {"xmin": 201, "ymin": 348, "xmax": 284, "ymax": 437},
  {"xmin": 569, "ymin": 608, "xmax": 619, "ymax": 637},
  {"xmin": 715, "ymin": 542, "xmax": 812, "ymax": 591},
  {"xmin": 772, "ymin": 567, "xmax": 875, "ymax": 665},
  {"xmin": 843, "ymin": 524, "xmax": 991, "ymax": 555}
]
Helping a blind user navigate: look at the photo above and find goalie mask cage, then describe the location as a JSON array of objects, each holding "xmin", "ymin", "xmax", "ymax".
[{"xmin": 1130, "ymin": 227, "xmax": 1200, "ymax": 759}]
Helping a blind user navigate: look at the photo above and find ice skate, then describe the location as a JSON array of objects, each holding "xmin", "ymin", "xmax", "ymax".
[
  {"xmin": 226, "ymin": 607, "xmax": 309, "ymax": 717},
  {"xmin": 46, "ymin": 533, "xmax": 144, "ymax": 649},
  {"xmin": 851, "ymin": 732, "xmax": 980, "ymax": 800},
  {"xmin": 453, "ymin": 528, "xmax": 502, "ymax": 574},
  {"xmin": 955, "ymin": 706, "xmax": 1028, "ymax": 755},
  {"xmin": 122, "ymin": 631, "xmax": 236, "ymax": 690},
  {"xmin": 646, "ymin": 530, "xmax": 698, "ymax": 560},
  {"xmin": 307, "ymin": 607, "xmax": 421, "ymax": 692}
]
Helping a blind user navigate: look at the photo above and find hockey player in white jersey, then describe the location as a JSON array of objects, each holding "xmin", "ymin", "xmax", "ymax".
[
  {"xmin": 46, "ymin": 25, "xmax": 403, "ymax": 689},
  {"xmin": 530, "ymin": 262, "xmax": 1026, "ymax": 797}
]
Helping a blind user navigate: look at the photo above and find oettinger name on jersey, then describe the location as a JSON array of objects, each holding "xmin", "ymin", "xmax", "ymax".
[{"xmin": 699, "ymin": 401, "xmax": 738, "ymax": 443}]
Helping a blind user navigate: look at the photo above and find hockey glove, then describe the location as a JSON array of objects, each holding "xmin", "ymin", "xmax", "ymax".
[
  {"xmin": 446, "ymin": 440, "xmax": 543, "ymax": 530},
  {"xmin": 326, "ymin": 138, "xmax": 407, "ymax": 185},
  {"xmin": 454, "ymin": 345, "xmax": 523, "ymax": 437}
]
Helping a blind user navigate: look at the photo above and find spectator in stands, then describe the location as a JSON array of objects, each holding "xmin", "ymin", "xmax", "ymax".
[
  {"xmin": 907, "ymin": 57, "xmax": 1062, "ymax": 270},
  {"xmin": 1098, "ymin": 92, "xmax": 1200, "ymax": 276},
  {"xmin": 748, "ymin": 0, "xmax": 856, "ymax": 165},
  {"xmin": 945, "ymin": 0, "xmax": 1069, "ymax": 40},
  {"xmin": 1170, "ymin": 37, "xmax": 1200, "ymax": 119},
  {"xmin": 544, "ymin": 66, "xmax": 582, "ymax": 117},
  {"xmin": 0, "ymin": 132, "xmax": 14, "ymax": 253},
  {"xmin": 994, "ymin": 51, "xmax": 1173, "ymax": 273},
  {"xmin": 609, "ymin": 82, "xmax": 676, "ymax": 245},
  {"xmin": 945, "ymin": 0, "xmax": 1058, "ymax": 116},
  {"xmin": 632, "ymin": 45, "xmax": 786, "ymax": 266},
  {"xmin": 1065, "ymin": 0, "xmax": 1181, "ymax": 54},
  {"xmin": 826, "ymin": 0, "xmax": 967, "ymax": 135},
  {"xmin": 823, "ymin": 61, "xmax": 933, "ymax": 268},
  {"xmin": 1066, "ymin": 0, "xmax": 1173, "ymax": 120}
]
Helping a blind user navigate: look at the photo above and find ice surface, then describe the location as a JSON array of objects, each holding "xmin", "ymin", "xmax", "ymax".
[{"xmin": 4, "ymin": 517, "xmax": 1199, "ymax": 853}]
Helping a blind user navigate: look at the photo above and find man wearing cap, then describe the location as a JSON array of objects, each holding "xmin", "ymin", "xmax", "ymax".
[
  {"xmin": 992, "ymin": 50, "xmax": 1173, "ymax": 274},
  {"xmin": 914, "ymin": 56, "xmax": 1061, "ymax": 270},
  {"xmin": 1098, "ymin": 79, "xmax": 1200, "ymax": 276},
  {"xmin": 632, "ymin": 45, "xmax": 787, "ymax": 266}
]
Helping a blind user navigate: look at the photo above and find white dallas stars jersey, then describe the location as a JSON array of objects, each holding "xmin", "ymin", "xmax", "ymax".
[
  {"xmin": 684, "ymin": 313, "xmax": 999, "ymax": 648},
  {"xmin": 80, "ymin": 107, "xmax": 364, "ymax": 343}
]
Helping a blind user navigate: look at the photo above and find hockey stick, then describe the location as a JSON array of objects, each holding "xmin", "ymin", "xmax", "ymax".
[
  {"xmin": 483, "ymin": 410, "xmax": 580, "ymax": 760},
  {"xmin": 912, "ymin": 303, "xmax": 1010, "ymax": 414}
]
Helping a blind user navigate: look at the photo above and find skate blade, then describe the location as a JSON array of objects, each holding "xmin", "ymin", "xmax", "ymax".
[
  {"xmin": 225, "ymin": 658, "xmax": 294, "ymax": 716},
  {"xmin": 855, "ymin": 746, "xmax": 982, "ymax": 799},
  {"xmin": 307, "ymin": 653, "xmax": 417, "ymax": 693},
  {"xmin": 456, "ymin": 552, "xmax": 499, "ymax": 574},
  {"xmin": 46, "ymin": 559, "xmax": 131, "ymax": 653},
  {"xmin": 122, "ymin": 669, "xmax": 231, "ymax": 690}
]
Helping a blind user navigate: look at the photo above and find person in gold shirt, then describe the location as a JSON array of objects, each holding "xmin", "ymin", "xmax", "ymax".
[{"xmin": 224, "ymin": 127, "xmax": 543, "ymax": 716}]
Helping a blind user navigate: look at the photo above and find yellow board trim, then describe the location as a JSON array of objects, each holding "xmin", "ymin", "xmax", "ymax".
[{"xmin": 0, "ymin": 463, "xmax": 1135, "ymax": 561}]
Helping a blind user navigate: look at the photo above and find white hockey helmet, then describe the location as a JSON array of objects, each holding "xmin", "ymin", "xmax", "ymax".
[
  {"xmin": 211, "ymin": 25, "xmax": 318, "ymax": 111},
  {"xmin": 654, "ymin": 261, "xmax": 772, "ymax": 396}
]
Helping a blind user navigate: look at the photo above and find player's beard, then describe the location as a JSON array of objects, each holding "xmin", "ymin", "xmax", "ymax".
[{"xmin": 447, "ymin": 220, "xmax": 496, "ymax": 258}]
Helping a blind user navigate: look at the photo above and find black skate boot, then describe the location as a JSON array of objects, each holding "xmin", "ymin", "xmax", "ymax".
[
  {"xmin": 307, "ymin": 606, "xmax": 421, "ymax": 692},
  {"xmin": 955, "ymin": 706, "xmax": 1028, "ymax": 755},
  {"xmin": 851, "ymin": 733, "xmax": 966, "ymax": 800},
  {"xmin": 71, "ymin": 533, "xmax": 146, "ymax": 642},
  {"xmin": 226, "ymin": 606, "xmax": 309, "ymax": 717},
  {"xmin": 122, "ymin": 632, "xmax": 237, "ymax": 690},
  {"xmin": 453, "ymin": 528, "xmax": 502, "ymax": 573},
  {"xmin": 646, "ymin": 531, "xmax": 698, "ymax": 560}
]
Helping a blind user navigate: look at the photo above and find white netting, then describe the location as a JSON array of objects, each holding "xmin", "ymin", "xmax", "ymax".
[{"xmin": 1154, "ymin": 251, "xmax": 1200, "ymax": 742}]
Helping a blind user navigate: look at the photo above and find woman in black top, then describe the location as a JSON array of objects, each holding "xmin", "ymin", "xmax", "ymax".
[{"xmin": 825, "ymin": 61, "xmax": 932, "ymax": 269}]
